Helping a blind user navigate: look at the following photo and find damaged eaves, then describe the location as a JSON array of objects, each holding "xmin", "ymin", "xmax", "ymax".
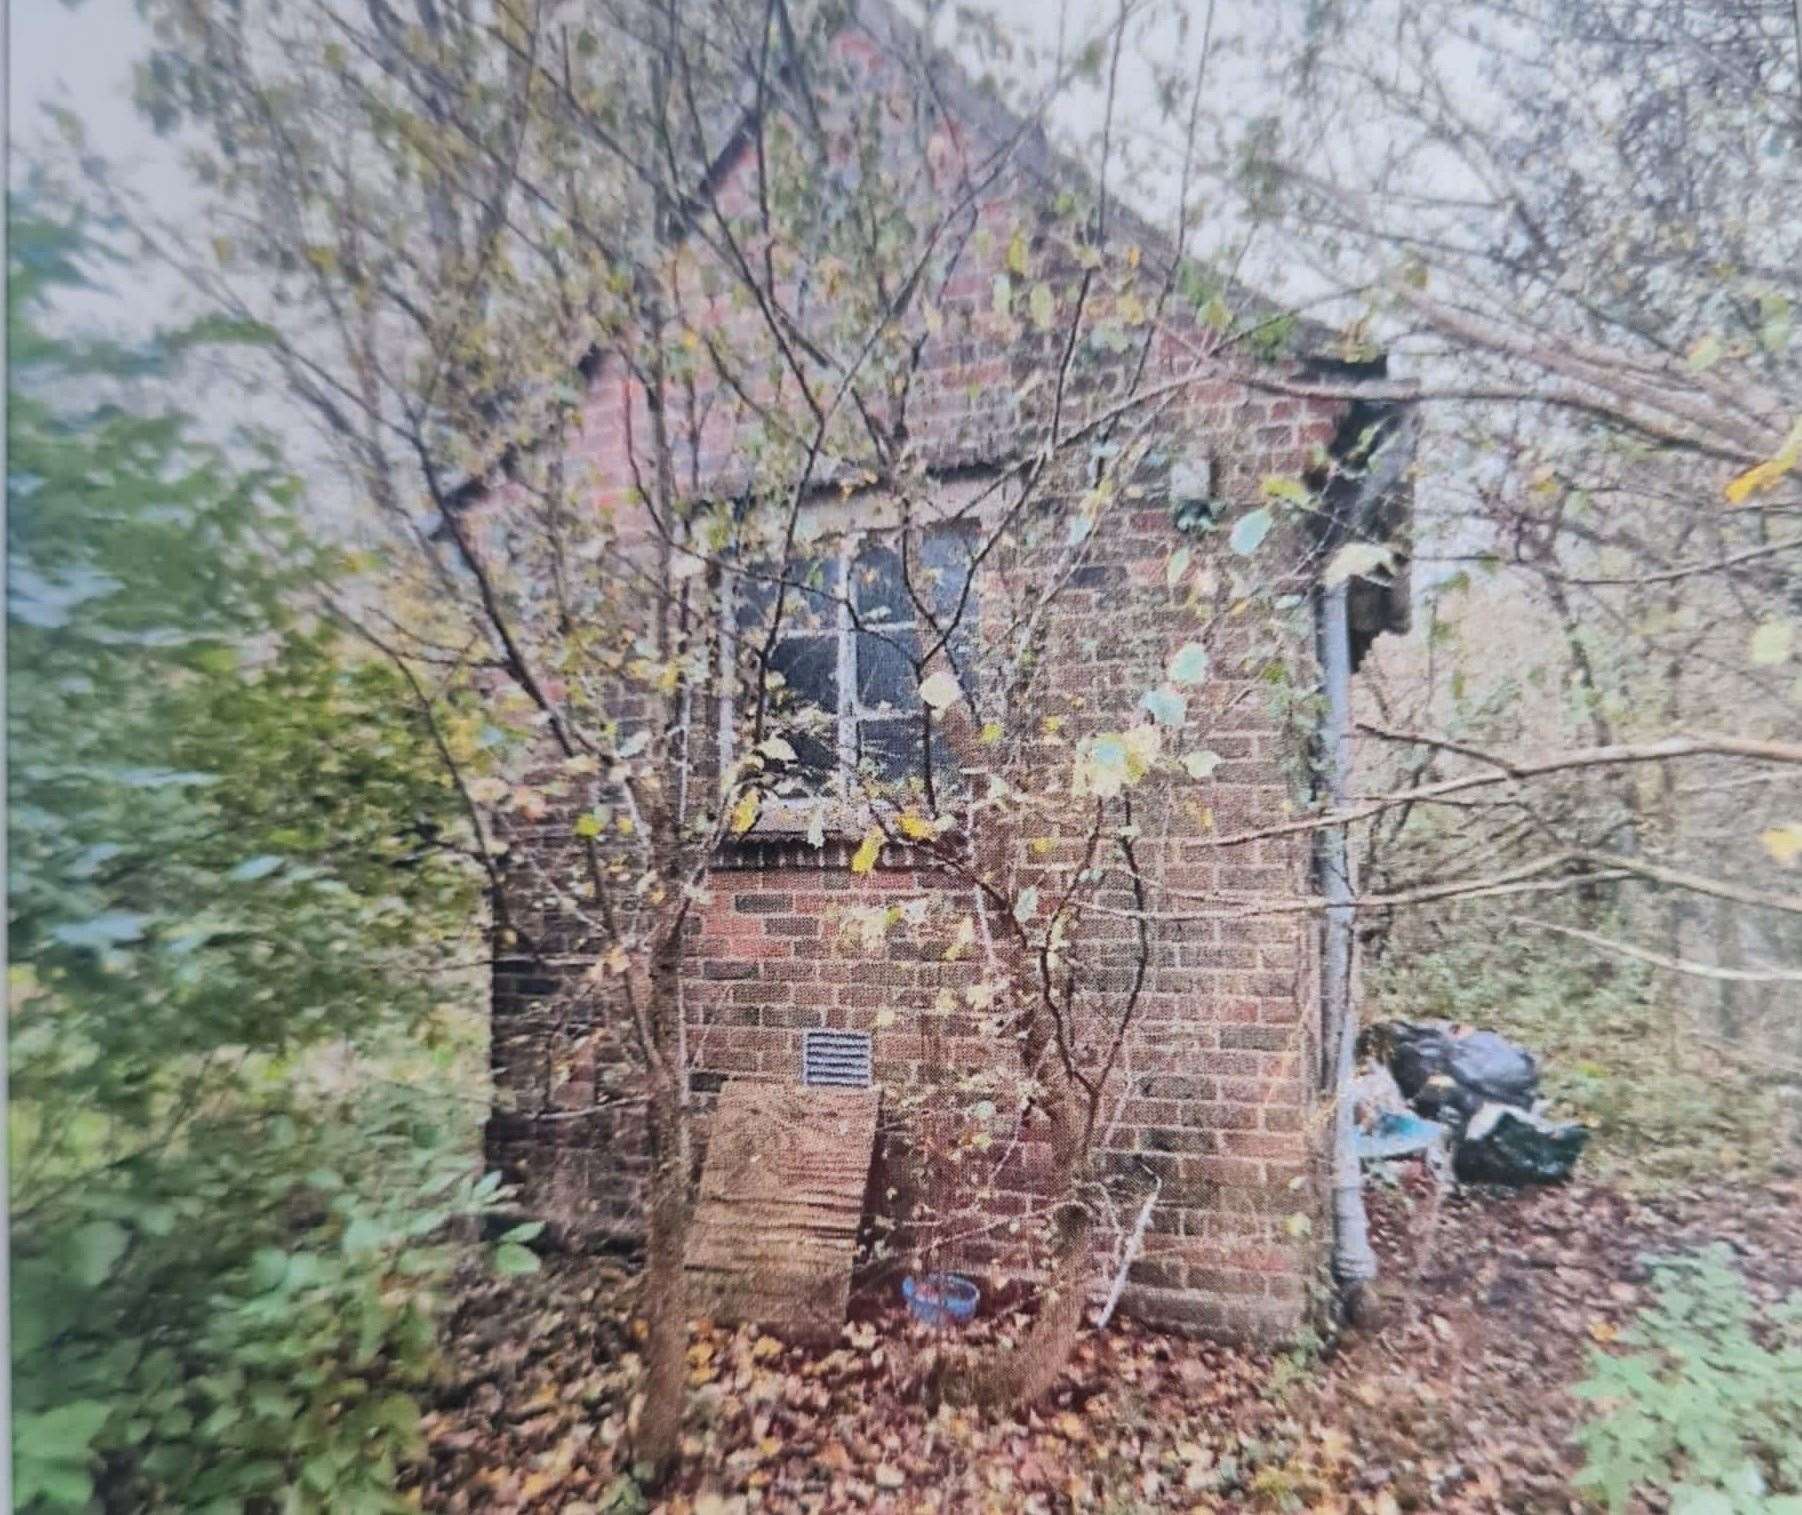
[{"xmin": 1306, "ymin": 354, "xmax": 1420, "ymax": 672}]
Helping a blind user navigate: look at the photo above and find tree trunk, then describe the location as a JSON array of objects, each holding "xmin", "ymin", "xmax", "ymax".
[
  {"xmin": 635, "ymin": 1088, "xmax": 688, "ymax": 1480},
  {"xmin": 975, "ymin": 1187, "xmax": 1094, "ymax": 1410},
  {"xmin": 953, "ymin": 1077, "xmax": 1093, "ymax": 1411},
  {"xmin": 631, "ymin": 947, "xmax": 691, "ymax": 1483}
]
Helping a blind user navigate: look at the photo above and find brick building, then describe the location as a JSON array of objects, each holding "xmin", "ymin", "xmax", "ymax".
[{"xmin": 480, "ymin": 0, "xmax": 1411, "ymax": 1342}]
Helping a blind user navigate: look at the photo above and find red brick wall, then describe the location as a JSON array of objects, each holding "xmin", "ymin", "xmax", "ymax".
[
  {"xmin": 480, "ymin": 18, "xmax": 1351, "ymax": 1342},
  {"xmin": 485, "ymin": 385, "xmax": 1344, "ymax": 1342}
]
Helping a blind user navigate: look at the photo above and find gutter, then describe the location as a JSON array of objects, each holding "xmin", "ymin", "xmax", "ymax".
[
  {"xmin": 1317, "ymin": 576, "xmax": 1378, "ymax": 1312},
  {"xmin": 1311, "ymin": 383, "xmax": 1418, "ymax": 1318}
]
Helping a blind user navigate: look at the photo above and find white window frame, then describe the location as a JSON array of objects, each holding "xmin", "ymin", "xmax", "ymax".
[{"xmin": 718, "ymin": 479, "xmax": 995, "ymax": 812}]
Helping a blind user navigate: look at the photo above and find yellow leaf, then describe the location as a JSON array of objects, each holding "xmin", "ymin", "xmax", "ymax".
[
  {"xmin": 850, "ymin": 827, "xmax": 883, "ymax": 874},
  {"xmin": 1761, "ymin": 824, "xmax": 1802, "ymax": 866},
  {"xmin": 729, "ymin": 789, "xmax": 760, "ymax": 835},
  {"xmin": 1121, "ymin": 724, "xmax": 1162, "ymax": 779},
  {"xmin": 519, "ymin": 1471, "xmax": 563, "ymax": 1502},
  {"xmin": 1726, "ymin": 457, "xmax": 1791, "ymax": 504},
  {"xmin": 1725, "ymin": 417, "xmax": 1802, "ymax": 504},
  {"xmin": 980, "ymin": 721, "xmax": 1004, "ymax": 745},
  {"xmin": 897, "ymin": 812, "xmax": 935, "ymax": 841},
  {"xmin": 945, "ymin": 917, "xmax": 975, "ymax": 961}
]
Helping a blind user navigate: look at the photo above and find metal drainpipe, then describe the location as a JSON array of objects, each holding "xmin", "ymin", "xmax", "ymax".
[{"xmin": 1318, "ymin": 578, "xmax": 1377, "ymax": 1312}]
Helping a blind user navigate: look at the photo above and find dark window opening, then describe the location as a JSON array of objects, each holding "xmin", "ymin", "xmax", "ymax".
[{"xmin": 732, "ymin": 522, "xmax": 974, "ymax": 798}]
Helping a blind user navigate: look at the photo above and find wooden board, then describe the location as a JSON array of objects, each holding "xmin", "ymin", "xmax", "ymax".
[{"xmin": 685, "ymin": 1081, "xmax": 879, "ymax": 1344}]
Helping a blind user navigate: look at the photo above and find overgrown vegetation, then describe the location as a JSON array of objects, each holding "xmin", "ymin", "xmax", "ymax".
[
  {"xmin": 1369, "ymin": 901, "xmax": 1785, "ymax": 1187},
  {"xmin": 1573, "ymin": 1246, "xmax": 1802, "ymax": 1514},
  {"xmin": 12, "ymin": 0, "xmax": 1798, "ymax": 1499},
  {"xmin": 7, "ymin": 205, "xmax": 492, "ymax": 1513}
]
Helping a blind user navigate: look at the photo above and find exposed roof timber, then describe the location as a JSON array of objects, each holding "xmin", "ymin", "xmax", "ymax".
[{"xmin": 1308, "ymin": 357, "xmax": 1419, "ymax": 667}]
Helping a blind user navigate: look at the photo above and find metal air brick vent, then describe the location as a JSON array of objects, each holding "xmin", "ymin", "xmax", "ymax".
[{"xmin": 801, "ymin": 1029, "xmax": 874, "ymax": 1089}]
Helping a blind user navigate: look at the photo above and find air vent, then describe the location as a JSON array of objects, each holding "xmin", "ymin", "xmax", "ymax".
[{"xmin": 802, "ymin": 1029, "xmax": 874, "ymax": 1089}]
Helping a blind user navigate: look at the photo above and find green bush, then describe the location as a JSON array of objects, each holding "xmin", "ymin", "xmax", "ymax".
[
  {"xmin": 1572, "ymin": 1246, "xmax": 1802, "ymax": 1515},
  {"xmin": 11, "ymin": 1090, "xmax": 499, "ymax": 1513},
  {"xmin": 7, "ymin": 202, "xmax": 499, "ymax": 1511}
]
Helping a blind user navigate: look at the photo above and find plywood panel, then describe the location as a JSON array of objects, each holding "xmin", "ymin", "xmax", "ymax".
[{"xmin": 684, "ymin": 1081, "xmax": 879, "ymax": 1343}]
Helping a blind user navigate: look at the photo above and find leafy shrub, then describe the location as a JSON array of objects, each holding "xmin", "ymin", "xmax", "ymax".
[
  {"xmin": 12, "ymin": 1088, "xmax": 500, "ymax": 1513},
  {"xmin": 7, "ymin": 203, "xmax": 497, "ymax": 1510},
  {"xmin": 1572, "ymin": 1245, "xmax": 1802, "ymax": 1514}
]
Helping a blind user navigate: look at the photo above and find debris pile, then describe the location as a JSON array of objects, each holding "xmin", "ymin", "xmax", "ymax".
[{"xmin": 1362, "ymin": 1021, "xmax": 1589, "ymax": 1185}]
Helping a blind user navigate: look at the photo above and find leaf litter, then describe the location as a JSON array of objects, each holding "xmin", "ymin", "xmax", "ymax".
[{"xmin": 406, "ymin": 1172, "xmax": 1802, "ymax": 1513}]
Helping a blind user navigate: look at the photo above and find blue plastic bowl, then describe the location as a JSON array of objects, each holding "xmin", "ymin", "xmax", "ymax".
[{"xmin": 902, "ymin": 1272, "xmax": 981, "ymax": 1327}]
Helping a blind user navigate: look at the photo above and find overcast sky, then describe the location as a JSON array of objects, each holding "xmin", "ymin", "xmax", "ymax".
[{"xmin": 9, "ymin": 0, "xmax": 1239, "ymax": 324}]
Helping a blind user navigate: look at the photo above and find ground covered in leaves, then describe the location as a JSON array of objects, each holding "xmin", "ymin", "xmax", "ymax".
[{"xmin": 406, "ymin": 1173, "xmax": 1802, "ymax": 1514}]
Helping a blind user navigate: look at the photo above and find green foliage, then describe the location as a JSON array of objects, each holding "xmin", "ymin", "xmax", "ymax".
[
  {"xmin": 8, "ymin": 203, "xmax": 490, "ymax": 1511},
  {"xmin": 1572, "ymin": 1247, "xmax": 1802, "ymax": 1514},
  {"xmin": 1369, "ymin": 902, "xmax": 1782, "ymax": 1187},
  {"xmin": 12, "ymin": 1090, "xmax": 496, "ymax": 1513}
]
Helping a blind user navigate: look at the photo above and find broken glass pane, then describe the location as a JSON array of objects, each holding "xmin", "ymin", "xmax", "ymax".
[
  {"xmin": 763, "ymin": 629, "xmax": 838, "ymax": 784},
  {"xmin": 856, "ymin": 717, "xmax": 920, "ymax": 784},
  {"xmin": 735, "ymin": 551, "xmax": 841, "ymax": 639},
  {"xmin": 917, "ymin": 526, "xmax": 976, "ymax": 619},
  {"xmin": 767, "ymin": 633, "xmax": 837, "ymax": 715},
  {"xmin": 851, "ymin": 538, "xmax": 913, "ymax": 626},
  {"xmin": 777, "ymin": 725, "xmax": 838, "ymax": 780},
  {"xmin": 854, "ymin": 629, "xmax": 919, "ymax": 712}
]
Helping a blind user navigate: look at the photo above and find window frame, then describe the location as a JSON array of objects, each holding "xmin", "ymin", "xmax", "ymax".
[{"xmin": 718, "ymin": 481, "xmax": 993, "ymax": 817}]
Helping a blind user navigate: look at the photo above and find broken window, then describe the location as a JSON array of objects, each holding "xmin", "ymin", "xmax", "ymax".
[{"xmin": 730, "ymin": 524, "xmax": 974, "ymax": 798}]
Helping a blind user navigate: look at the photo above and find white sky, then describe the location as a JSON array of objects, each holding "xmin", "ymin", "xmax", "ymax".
[
  {"xmin": 11, "ymin": 0, "xmax": 201, "ymax": 336},
  {"xmin": 8, "ymin": 0, "xmax": 1235, "ymax": 322}
]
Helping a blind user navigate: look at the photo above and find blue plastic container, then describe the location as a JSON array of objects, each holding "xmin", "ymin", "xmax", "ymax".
[
  {"xmin": 1355, "ymin": 1110, "xmax": 1447, "ymax": 1161},
  {"xmin": 902, "ymin": 1272, "xmax": 981, "ymax": 1327}
]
